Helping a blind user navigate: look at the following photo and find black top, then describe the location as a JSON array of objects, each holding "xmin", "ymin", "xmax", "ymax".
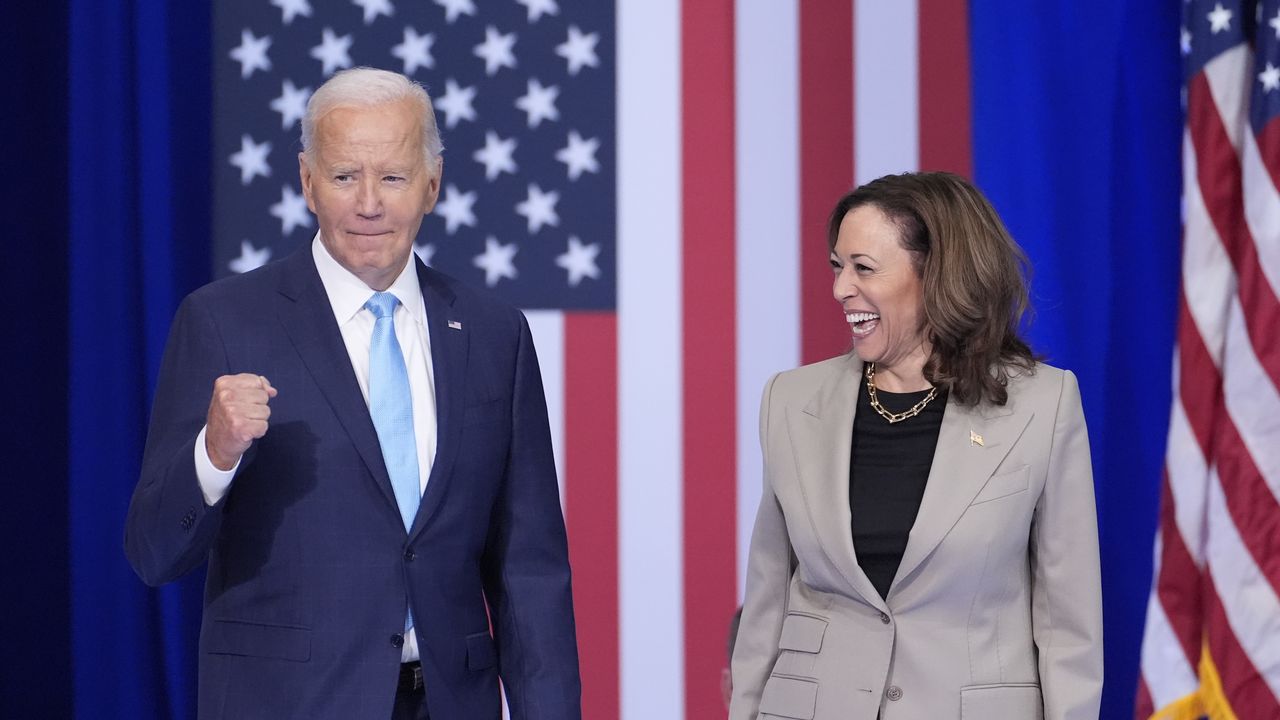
[{"xmin": 850, "ymin": 373, "xmax": 947, "ymax": 600}]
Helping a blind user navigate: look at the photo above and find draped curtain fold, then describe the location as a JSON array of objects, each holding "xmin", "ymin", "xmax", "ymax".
[{"xmin": 68, "ymin": 1, "xmax": 212, "ymax": 717}]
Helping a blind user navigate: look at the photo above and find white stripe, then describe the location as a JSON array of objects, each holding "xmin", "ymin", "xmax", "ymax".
[
  {"xmin": 1140, "ymin": 550, "xmax": 1201, "ymax": 709},
  {"xmin": 854, "ymin": 0, "xmax": 919, "ymax": 183},
  {"xmin": 734, "ymin": 0, "xmax": 800, "ymax": 603},
  {"xmin": 1206, "ymin": 468, "xmax": 1280, "ymax": 700},
  {"xmin": 1182, "ymin": 129, "xmax": 1234, "ymax": 365},
  {"xmin": 524, "ymin": 310, "xmax": 566, "ymax": 506},
  {"xmin": 1166, "ymin": 394, "xmax": 1209, "ymax": 568},
  {"xmin": 1202, "ymin": 44, "xmax": 1252, "ymax": 155},
  {"xmin": 617, "ymin": 0, "xmax": 684, "ymax": 716},
  {"xmin": 1221, "ymin": 295, "xmax": 1280, "ymax": 505},
  {"xmin": 1242, "ymin": 129, "xmax": 1280, "ymax": 303}
]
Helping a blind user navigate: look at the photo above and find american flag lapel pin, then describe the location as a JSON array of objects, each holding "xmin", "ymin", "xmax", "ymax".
[
  {"xmin": 448, "ymin": 320, "xmax": 462, "ymax": 330},
  {"xmin": 970, "ymin": 430, "xmax": 984, "ymax": 447}
]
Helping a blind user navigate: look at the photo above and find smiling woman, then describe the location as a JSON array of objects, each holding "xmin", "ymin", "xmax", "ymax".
[
  {"xmin": 730, "ymin": 172, "xmax": 1103, "ymax": 720},
  {"xmin": 827, "ymin": 172, "xmax": 1036, "ymax": 404}
]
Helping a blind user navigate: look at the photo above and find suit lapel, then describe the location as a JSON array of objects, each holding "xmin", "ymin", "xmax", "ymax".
[
  {"xmin": 789, "ymin": 355, "xmax": 887, "ymax": 610},
  {"xmin": 409, "ymin": 260, "xmax": 467, "ymax": 541},
  {"xmin": 275, "ymin": 249, "xmax": 399, "ymax": 515},
  {"xmin": 889, "ymin": 393, "xmax": 1033, "ymax": 596}
]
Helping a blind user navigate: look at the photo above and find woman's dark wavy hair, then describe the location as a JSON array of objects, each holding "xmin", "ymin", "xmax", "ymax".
[{"xmin": 827, "ymin": 171, "xmax": 1038, "ymax": 406}]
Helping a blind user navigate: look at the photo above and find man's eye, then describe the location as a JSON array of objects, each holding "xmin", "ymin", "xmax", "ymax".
[
  {"xmin": 384, "ymin": 176, "xmax": 405, "ymax": 183},
  {"xmin": 334, "ymin": 175, "xmax": 352, "ymax": 183}
]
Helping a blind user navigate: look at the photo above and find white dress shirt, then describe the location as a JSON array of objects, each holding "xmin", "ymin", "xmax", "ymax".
[{"xmin": 194, "ymin": 234, "xmax": 438, "ymax": 662}]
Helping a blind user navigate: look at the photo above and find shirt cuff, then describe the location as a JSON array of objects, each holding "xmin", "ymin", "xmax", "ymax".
[{"xmin": 194, "ymin": 425, "xmax": 239, "ymax": 506}]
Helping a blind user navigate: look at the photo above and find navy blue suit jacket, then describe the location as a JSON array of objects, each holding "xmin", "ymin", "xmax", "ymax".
[{"xmin": 125, "ymin": 247, "xmax": 581, "ymax": 719}]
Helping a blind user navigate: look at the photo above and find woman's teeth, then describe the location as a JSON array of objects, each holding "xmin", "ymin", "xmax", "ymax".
[{"xmin": 846, "ymin": 312, "xmax": 880, "ymax": 337}]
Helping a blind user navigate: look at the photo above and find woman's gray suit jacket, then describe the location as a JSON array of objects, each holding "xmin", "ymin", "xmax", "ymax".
[{"xmin": 730, "ymin": 355, "xmax": 1103, "ymax": 720}]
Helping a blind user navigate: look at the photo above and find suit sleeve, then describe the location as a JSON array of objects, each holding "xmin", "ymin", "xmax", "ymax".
[
  {"xmin": 124, "ymin": 294, "xmax": 231, "ymax": 586},
  {"xmin": 1031, "ymin": 369, "xmax": 1104, "ymax": 720},
  {"xmin": 481, "ymin": 312, "xmax": 582, "ymax": 720},
  {"xmin": 729, "ymin": 372, "xmax": 794, "ymax": 720}
]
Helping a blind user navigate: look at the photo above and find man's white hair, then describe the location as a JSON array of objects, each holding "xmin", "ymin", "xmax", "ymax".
[{"xmin": 301, "ymin": 67, "xmax": 443, "ymax": 166}]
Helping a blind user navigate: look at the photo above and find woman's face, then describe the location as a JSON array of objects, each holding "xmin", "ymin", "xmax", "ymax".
[{"xmin": 831, "ymin": 205, "xmax": 928, "ymax": 371}]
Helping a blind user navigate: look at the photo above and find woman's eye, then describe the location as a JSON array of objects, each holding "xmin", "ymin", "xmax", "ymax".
[{"xmin": 856, "ymin": 263, "xmax": 873, "ymax": 273}]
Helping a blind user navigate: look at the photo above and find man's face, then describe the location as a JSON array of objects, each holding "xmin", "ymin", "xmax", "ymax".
[{"xmin": 300, "ymin": 99, "xmax": 441, "ymax": 291}]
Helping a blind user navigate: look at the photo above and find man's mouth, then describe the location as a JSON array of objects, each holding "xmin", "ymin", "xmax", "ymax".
[{"xmin": 845, "ymin": 311, "xmax": 880, "ymax": 337}]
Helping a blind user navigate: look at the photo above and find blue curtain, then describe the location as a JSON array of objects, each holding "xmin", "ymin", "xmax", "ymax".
[
  {"xmin": 971, "ymin": 1, "xmax": 1183, "ymax": 717},
  {"xmin": 67, "ymin": 0, "xmax": 212, "ymax": 716}
]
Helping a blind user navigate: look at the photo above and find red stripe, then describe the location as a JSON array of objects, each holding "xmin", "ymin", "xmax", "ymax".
[
  {"xmin": 917, "ymin": 0, "xmax": 972, "ymax": 177},
  {"xmin": 681, "ymin": 3, "xmax": 738, "ymax": 719},
  {"xmin": 1205, "ymin": 585, "xmax": 1280, "ymax": 719},
  {"xmin": 799, "ymin": 0, "xmax": 855, "ymax": 365},
  {"xmin": 1154, "ymin": 468, "xmax": 1204, "ymax": 670},
  {"xmin": 564, "ymin": 313, "xmax": 618, "ymax": 720},
  {"xmin": 1134, "ymin": 678, "xmax": 1154, "ymax": 719},
  {"xmin": 1188, "ymin": 73, "xmax": 1280, "ymax": 387},
  {"xmin": 1175, "ymin": 291, "xmax": 1218, "ymax": 461}
]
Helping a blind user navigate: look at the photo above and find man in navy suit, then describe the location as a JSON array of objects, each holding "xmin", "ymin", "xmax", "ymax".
[{"xmin": 125, "ymin": 67, "xmax": 581, "ymax": 719}]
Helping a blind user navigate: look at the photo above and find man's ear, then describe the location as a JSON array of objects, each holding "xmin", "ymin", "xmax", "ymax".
[{"xmin": 423, "ymin": 156, "xmax": 443, "ymax": 213}]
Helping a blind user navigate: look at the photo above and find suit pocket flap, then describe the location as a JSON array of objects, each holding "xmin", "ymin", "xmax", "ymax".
[
  {"xmin": 759, "ymin": 675, "xmax": 819, "ymax": 719},
  {"xmin": 972, "ymin": 466, "xmax": 1031, "ymax": 505},
  {"xmin": 778, "ymin": 613, "xmax": 827, "ymax": 653},
  {"xmin": 960, "ymin": 683, "xmax": 1042, "ymax": 719},
  {"xmin": 205, "ymin": 619, "xmax": 311, "ymax": 662},
  {"xmin": 466, "ymin": 631, "xmax": 497, "ymax": 670}
]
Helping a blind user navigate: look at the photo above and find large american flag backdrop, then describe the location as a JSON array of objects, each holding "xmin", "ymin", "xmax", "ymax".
[
  {"xmin": 211, "ymin": 0, "xmax": 970, "ymax": 717},
  {"xmin": 1137, "ymin": 1, "xmax": 1280, "ymax": 718}
]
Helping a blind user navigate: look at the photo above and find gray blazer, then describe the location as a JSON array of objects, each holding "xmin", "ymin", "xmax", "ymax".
[{"xmin": 730, "ymin": 355, "xmax": 1102, "ymax": 720}]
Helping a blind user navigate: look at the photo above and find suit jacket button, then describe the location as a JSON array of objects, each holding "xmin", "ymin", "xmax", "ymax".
[
  {"xmin": 403, "ymin": 549, "xmax": 415, "ymax": 562},
  {"xmin": 879, "ymin": 611, "xmax": 891, "ymax": 624},
  {"xmin": 390, "ymin": 634, "xmax": 404, "ymax": 648},
  {"xmin": 886, "ymin": 685, "xmax": 903, "ymax": 701}
]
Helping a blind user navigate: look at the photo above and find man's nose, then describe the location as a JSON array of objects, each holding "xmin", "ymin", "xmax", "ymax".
[{"xmin": 355, "ymin": 178, "xmax": 383, "ymax": 218}]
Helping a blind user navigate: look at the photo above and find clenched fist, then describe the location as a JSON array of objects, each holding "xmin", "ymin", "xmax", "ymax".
[{"xmin": 206, "ymin": 374, "xmax": 278, "ymax": 471}]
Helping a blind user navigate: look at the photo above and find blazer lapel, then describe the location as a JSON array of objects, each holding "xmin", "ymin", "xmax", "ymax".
[
  {"xmin": 408, "ymin": 260, "xmax": 467, "ymax": 541},
  {"xmin": 789, "ymin": 355, "xmax": 887, "ymax": 610},
  {"xmin": 889, "ymin": 393, "xmax": 1033, "ymax": 596},
  {"xmin": 275, "ymin": 249, "xmax": 399, "ymax": 515}
]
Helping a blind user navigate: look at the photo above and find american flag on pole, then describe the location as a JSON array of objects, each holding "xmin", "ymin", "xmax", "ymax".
[
  {"xmin": 212, "ymin": 1, "xmax": 971, "ymax": 717},
  {"xmin": 1137, "ymin": 1, "xmax": 1280, "ymax": 718}
]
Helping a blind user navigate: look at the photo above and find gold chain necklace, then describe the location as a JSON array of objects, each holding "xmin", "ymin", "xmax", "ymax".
[{"xmin": 864, "ymin": 363, "xmax": 939, "ymax": 424}]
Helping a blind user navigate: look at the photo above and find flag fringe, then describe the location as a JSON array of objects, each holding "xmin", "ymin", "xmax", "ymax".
[{"xmin": 1148, "ymin": 642, "xmax": 1239, "ymax": 720}]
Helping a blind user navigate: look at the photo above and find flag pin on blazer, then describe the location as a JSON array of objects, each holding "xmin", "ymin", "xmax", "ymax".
[
  {"xmin": 970, "ymin": 430, "xmax": 984, "ymax": 447},
  {"xmin": 448, "ymin": 320, "xmax": 462, "ymax": 330}
]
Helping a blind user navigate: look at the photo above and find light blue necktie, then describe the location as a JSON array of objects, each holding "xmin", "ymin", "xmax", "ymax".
[
  {"xmin": 366, "ymin": 292, "xmax": 422, "ymax": 530},
  {"xmin": 365, "ymin": 292, "xmax": 419, "ymax": 631}
]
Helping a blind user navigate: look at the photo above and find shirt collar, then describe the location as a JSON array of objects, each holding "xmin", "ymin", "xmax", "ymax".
[{"xmin": 311, "ymin": 233, "xmax": 425, "ymax": 326}]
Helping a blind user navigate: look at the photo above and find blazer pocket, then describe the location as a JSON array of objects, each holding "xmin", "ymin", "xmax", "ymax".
[
  {"xmin": 971, "ymin": 466, "xmax": 1031, "ymax": 505},
  {"xmin": 205, "ymin": 619, "xmax": 311, "ymax": 662},
  {"xmin": 778, "ymin": 613, "xmax": 828, "ymax": 653},
  {"xmin": 466, "ymin": 630, "xmax": 497, "ymax": 671},
  {"xmin": 960, "ymin": 683, "xmax": 1042, "ymax": 719},
  {"xmin": 759, "ymin": 674, "xmax": 819, "ymax": 720}
]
